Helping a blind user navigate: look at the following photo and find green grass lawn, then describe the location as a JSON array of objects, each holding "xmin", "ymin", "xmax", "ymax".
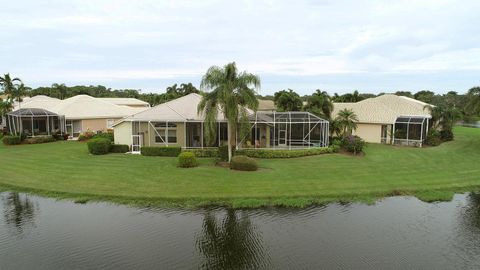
[{"xmin": 0, "ymin": 127, "xmax": 479, "ymax": 208}]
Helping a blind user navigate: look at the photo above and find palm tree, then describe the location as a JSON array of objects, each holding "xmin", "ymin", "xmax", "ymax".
[
  {"xmin": 198, "ymin": 62, "xmax": 260, "ymax": 162},
  {"xmin": 52, "ymin": 83, "xmax": 68, "ymax": 100},
  {"xmin": 465, "ymin": 87, "xmax": 480, "ymax": 115},
  {"xmin": 424, "ymin": 104, "xmax": 461, "ymax": 131},
  {"xmin": 0, "ymin": 73, "xmax": 21, "ymax": 98},
  {"xmin": 303, "ymin": 90, "xmax": 333, "ymax": 120},
  {"xmin": 335, "ymin": 108, "xmax": 358, "ymax": 136},
  {"xmin": 12, "ymin": 83, "xmax": 31, "ymax": 106}
]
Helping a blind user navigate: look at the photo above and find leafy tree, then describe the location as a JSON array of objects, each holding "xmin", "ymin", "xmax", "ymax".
[
  {"xmin": 424, "ymin": 104, "xmax": 461, "ymax": 131},
  {"xmin": 465, "ymin": 87, "xmax": 480, "ymax": 115},
  {"xmin": 414, "ymin": 90, "xmax": 435, "ymax": 103},
  {"xmin": 0, "ymin": 73, "xmax": 21, "ymax": 99},
  {"xmin": 52, "ymin": 83, "xmax": 67, "ymax": 100},
  {"xmin": 273, "ymin": 89, "xmax": 302, "ymax": 111},
  {"xmin": 198, "ymin": 62, "xmax": 260, "ymax": 162},
  {"xmin": 395, "ymin": 91, "xmax": 414, "ymax": 98},
  {"xmin": 303, "ymin": 90, "xmax": 333, "ymax": 119},
  {"xmin": 335, "ymin": 108, "xmax": 359, "ymax": 136},
  {"xmin": 332, "ymin": 90, "xmax": 365, "ymax": 102},
  {"xmin": 178, "ymin": 82, "xmax": 199, "ymax": 95}
]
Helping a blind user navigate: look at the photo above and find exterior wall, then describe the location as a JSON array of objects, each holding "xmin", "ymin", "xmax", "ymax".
[
  {"xmin": 113, "ymin": 121, "xmax": 133, "ymax": 146},
  {"xmin": 144, "ymin": 122, "xmax": 184, "ymax": 148},
  {"xmin": 81, "ymin": 118, "xmax": 120, "ymax": 132},
  {"xmin": 353, "ymin": 123, "xmax": 383, "ymax": 143}
]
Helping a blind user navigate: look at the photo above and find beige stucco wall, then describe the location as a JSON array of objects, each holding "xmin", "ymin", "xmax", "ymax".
[
  {"xmin": 353, "ymin": 123, "xmax": 383, "ymax": 143},
  {"xmin": 144, "ymin": 122, "xmax": 184, "ymax": 147},
  {"xmin": 81, "ymin": 118, "xmax": 121, "ymax": 132},
  {"xmin": 113, "ymin": 121, "xmax": 133, "ymax": 146}
]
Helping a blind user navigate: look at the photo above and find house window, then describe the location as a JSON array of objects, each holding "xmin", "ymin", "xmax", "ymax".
[
  {"xmin": 106, "ymin": 119, "xmax": 115, "ymax": 129},
  {"xmin": 154, "ymin": 122, "xmax": 177, "ymax": 144}
]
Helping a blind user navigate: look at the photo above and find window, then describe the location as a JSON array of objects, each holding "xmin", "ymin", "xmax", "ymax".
[
  {"xmin": 106, "ymin": 119, "xmax": 115, "ymax": 129},
  {"xmin": 154, "ymin": 122, "xmax": 176, "ymax": 128},
  {"xmin": 154, "ymin": 123, "xmax": 177, "ymax": 144}
]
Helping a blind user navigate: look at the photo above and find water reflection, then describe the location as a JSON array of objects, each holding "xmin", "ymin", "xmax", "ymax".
[
  {"xmin": 462, "ymin": 192, "xmax": 480, "ymax": 232},
  {"xmin": 196, "ymin": 209, "xmax": 270, "ymax": 270},
  {"xmin": 2, "ymin": 192, "xmax": 37, "ymax": 234}
]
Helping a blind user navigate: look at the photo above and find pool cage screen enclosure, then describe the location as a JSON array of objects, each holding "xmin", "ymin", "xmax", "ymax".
[
  {"xmin": 240, "ymin": 111, "xmax": 329, "ymax": 149},
  {"xmin": 6, "ymin": 108, "xmax": 66, "ymax": 137},
  {"xmin": 392, "ymin": 116, "xmax": 429, "ymax": 147}
]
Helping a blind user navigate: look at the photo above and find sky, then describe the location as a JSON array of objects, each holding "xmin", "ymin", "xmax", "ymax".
[{"xmin": 1, "ymin": 0, "xmax": 479, "ymax": 95}]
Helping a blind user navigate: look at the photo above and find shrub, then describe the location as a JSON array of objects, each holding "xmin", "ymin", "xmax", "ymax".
[
  {"xmin": 24, "ymin": 136, "xmax": 56, "ymax": 144},
  {"xmin": 92, "ymin": 132, "xmax": 114, "ymax": 142},
  {"xmin": 426, "ymin": 129, "xmax": 442, "ymax": 146},
  {"xmin": 78, "ymin": 131, "xmax": 95, "ymax": 141},
  {"xmin": 87, "ymin": 138, "xmax": 111, "ymax": 155},
  {"xmin": 186, "ymin": 148, "xmax": 219, "ymax": 158},
  {"xmin": 230, "ymin": 155, "xmax": 258, "ymax": 171},
  {"xmin": 178, "ymin": 152, "xmax": 198, "ymax": 168},
  {"xmin": 218, "ymin": 145, "xmax": 229, "ymax": 161},
  {"xmin": 235, "ymin": 147, "xmax": 338, "ymax": 158},
  {"xmin": 141, "ymin": 146, "xmax": 182, "ymax": 157},
  {"xmin": 342, "ymin": 135, "xmax": 366, "ymax": 155},
  {"xmin": 2, "ymin": 135, "xmax": 22, "ymax": 145},
  {"xmin": 110, "ymin": 144, "xmax": 129, "ymax": 153},
  {"xmin": 440, "ymin": 129, "xmax": 454, "ymax": 141}
]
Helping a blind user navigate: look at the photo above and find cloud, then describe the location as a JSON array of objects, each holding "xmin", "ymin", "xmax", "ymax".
[{"xmin": 0, "ymin": 0, "xmax": 479, "ymax": 93}]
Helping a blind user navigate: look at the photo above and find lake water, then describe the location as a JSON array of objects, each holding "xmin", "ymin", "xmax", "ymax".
[{"xmin": 1, "ymin": 192, "xmax": 479, "ymax": 270}]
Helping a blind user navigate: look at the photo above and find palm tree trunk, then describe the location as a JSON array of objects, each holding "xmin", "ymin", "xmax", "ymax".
[{"xmin": 227, "ymin": 121, "xmax": 233, "ymax": 162}]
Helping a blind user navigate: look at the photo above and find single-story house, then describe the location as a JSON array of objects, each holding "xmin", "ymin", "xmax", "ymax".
[
  {"xmin": 8, "ymin": 95, "xmax": 148, "ymax": 137},
  {"xmin": 113, "ymin": 93, "xmax": 329, "ymax": 152},
  {"xmin": 332, "ymin": 94, "xmax": 433, "ymax": 146}
]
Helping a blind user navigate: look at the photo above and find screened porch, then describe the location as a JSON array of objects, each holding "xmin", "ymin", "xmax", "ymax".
[
  {"xmin": 392, "ymin": 116, "xmax": 430, "ymax": 147},
  {"xmin": 6, "ymin": 108, "xmax": 66, "ymax": 137}
]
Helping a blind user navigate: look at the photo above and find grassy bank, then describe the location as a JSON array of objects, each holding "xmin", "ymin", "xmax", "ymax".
[{"xmin": 0, "ymin": 127, "xmax": 479, "ymax": 208}]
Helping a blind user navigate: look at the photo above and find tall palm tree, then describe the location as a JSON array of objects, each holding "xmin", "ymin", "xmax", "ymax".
[
  {"xmin": 303, "ymin": 90, "xmax": 333, "ymax": 120},
  {"xmin": 0, "ymin": 73, "xmax": 21, "ymax": 98},
  {"xmin": 12, "ymin": 83, "xmax": 31, "ymax": 106},
  {"xmin": 335, "ymin": 108, "xmax": 358, "ymax": 136},
  {"xmin": 424, "ymin": 104, "xmax": 461, "ymax": 131},
  {"xmin": 198, "ymin": 62, "xmax": 260, "ymax": 162}
]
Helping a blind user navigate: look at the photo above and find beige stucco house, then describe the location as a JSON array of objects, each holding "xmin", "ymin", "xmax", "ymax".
[
  {"xmin": 332, "ymin": 94, "xmax": 433, "ymax": 146},
  {"xmin": 13, "ymin": 95, "xmax": 148, "ymax": 137},
  {"xmin": 113, "ymin": 93, "xmax": 329, "ymax": 152}
]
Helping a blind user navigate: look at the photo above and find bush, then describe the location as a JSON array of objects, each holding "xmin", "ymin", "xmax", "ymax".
[
  {"xmin": 426, "ymin": 129, "xmax": 442, "ymax": 146},
  {"xmin": 2, "ymin": 135, "xmax": 22, "ymax": 145},
  {"xmin": 141, "ymin": 146, "xmax": 182, "ymax": 157},
  {"xmin": 440, "ymin": 129, "xmax": 454, "ymax": 141},
  {"xmin": 110, "ymin": 144, "xmax": 129, "ymax": 153},
  {"xmin": 218, "ymin": 145, "xmax": 229, "ymax": 161},
  {"xmin": 87, "ymin": 138, "xmax": 111, "ymax": 155},
  {"xmin": 78, "ymin": 131, "xmax": 95, "ymax": 141},
  {"xmin": 230, "ymin": 155, "xmax": 258, "ymax": 171},
  {"xmin": 178, "ymin": 152, "xmax": 198, "ymax": 168},
  {"xmin": 24, "ymin": 136, "xmax": 56, "ymax": 144},
  {"xmin": 92, "ymin": 132, "xmax": 114, "ymax": 142},
  {"xmin": 186, "ymin": 148, "xmax": 219, "ymax": 158},
  {"xmin": 341, "ymin": 135, "xmax": 366, "ymax": 155},
  {"xmin": 235, "ymin": 146, "xmax": 338, "ymax": 158}
]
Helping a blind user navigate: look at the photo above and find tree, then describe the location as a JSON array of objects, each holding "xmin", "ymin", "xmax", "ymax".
[
  {"xmin": 332, "ymin": 90, "xmax": 365, "ymax": 103},
  {"xmin": 273, "ymin": 89, "xmax": 302, "ymax": 111},
  {"xmin": 414, "ymin": 90, "xmax": 435, "ymax": 103},
  {"xmin": 335, "ymin": 108, "xmax": 359, "ymax": 136},
  {"xmin": 425, "ymin": 104, "xmax": 461, "ymax": 131},
  {"xmin": 465, "ymin": 87, "xmax": 480, "ymax": 115},
  {"xmin": 0, "ymin": 98, "xmax": 14, "ymax": 125},
  {"xmin": 12, "ymin": 83, "xmax": 31, "ymax": 105},
  {"xmin": 0, "ymin": 73, "xmax": 21, "ymax": 98},
  {"xmin": 303, "ymin": 90, "xmax": 333, "ymax": 120},
  {"xmin": 52, "ymin": 83, "xmax": 68, "ymax": 100},
  {"xmin": 395, "ymin": 91, "xmax": 414, "ymax": 98},
  {"xmin": 178, "ymin": 83, "xmax": 199, "ymax": 95},
  {"xmin": 198, "ymin": 62, "xmax": 260, "ymax": 162}
]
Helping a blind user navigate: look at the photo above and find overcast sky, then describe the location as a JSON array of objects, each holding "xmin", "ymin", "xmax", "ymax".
[{"xmin": 1, "ymin": 0, "xmax": 479, "ymax": 95}]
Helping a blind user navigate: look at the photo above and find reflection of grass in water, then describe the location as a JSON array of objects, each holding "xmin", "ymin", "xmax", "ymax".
[
  {"xmin": 196, "ymin": 209, "xmax": 270, "ymax": 270},
  {"xmin": 2, "ymin": 193, "xmax": 36, "ymax": 234},
  {"xmin": 0, "ymin": 127, "xmax": 479, "ymax": 208}
]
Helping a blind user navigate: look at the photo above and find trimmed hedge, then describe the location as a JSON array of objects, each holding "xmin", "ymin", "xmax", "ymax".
[
  {"xmin": 2, "ymin": 135, "xmax": 22, "ymax": 145},
  {"xmin": 87, "ymin": 138, "xmax": 111, "ymax": 155},
  {"xmin": 218, "ymin": 145, "xmax": 229, "ymax": 161},
  {"xmin": 230, "ymin": 155, "xmax": 258, "ymax": 171},
  {"xmin": 178, "ymin": 152, "xmax": 198, "ymax": 168},
  {"xmin": 235, "ymin": 146, "xmax": 338, "ymax": 159},
  {"xmin": 185, "ymin": 148, "xmax": 219, "ymax": 158},
  {"xmin": 141, "ymin": 146, "xmax": 182, "ymax": 157},
  {"xmin": 24, "ymin": 136, "xmax": 56, "ymax": 144},
  {"xmin": 110, "ymin": 144, "xmax": 129, "ymax": 153}
]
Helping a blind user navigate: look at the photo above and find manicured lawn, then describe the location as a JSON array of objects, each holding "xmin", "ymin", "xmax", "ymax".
[{"xmin": 0, "ymin": 127, "xmax": 479, "ymax": 207}]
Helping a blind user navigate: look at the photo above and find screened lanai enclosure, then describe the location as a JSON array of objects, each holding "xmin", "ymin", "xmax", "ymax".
[
  {"xmin": 392, "ymin": 116, "xmax": 430, "ymax": 147},
  {"xmin": 6, "ymin": 108, "xmax": 66, "ymax": 137}
]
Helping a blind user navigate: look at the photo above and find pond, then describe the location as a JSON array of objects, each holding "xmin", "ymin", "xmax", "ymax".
[{"xmin": 1, "ymin": 192, "xmax": 479, "ymax": 269}]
